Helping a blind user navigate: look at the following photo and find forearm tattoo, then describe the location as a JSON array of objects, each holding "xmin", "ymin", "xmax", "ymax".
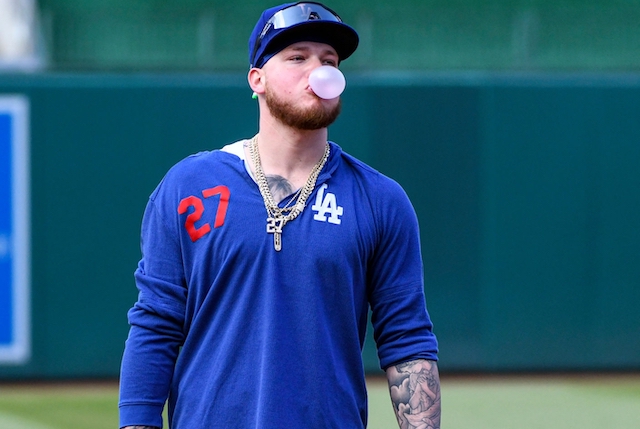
[{"xmin": 387, "ymin": 359, "xmax": 441, "ymax": 429}]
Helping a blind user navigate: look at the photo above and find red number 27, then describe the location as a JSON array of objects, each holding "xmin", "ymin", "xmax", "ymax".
[{"xmin": 177, "ymin": 185, "xmax": 230, "ymax": 242}]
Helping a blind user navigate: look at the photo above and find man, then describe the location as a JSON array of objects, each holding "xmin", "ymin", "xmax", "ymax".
[{"xmin": 119, "ymin": 2, "xmax": 440, "ymax": 428}]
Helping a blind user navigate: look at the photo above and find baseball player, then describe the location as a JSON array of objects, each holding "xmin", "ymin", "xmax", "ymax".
[{"xmin": 118, "ymin": 2, "xmax": 440, "ymax": 428}]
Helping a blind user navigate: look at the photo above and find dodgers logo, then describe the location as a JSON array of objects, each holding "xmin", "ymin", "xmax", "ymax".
[{"xmin": 311, "ymin": 184, "xmax": 343, "ymax": 225}]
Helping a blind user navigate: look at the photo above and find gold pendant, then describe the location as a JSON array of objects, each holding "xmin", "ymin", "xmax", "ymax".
[
  {"xmin": 266, "ymin": 217, "xmax": 285, "ymax": 251},
  {"xmin": 273, "ymin": 230, "xmax": 282, "ymax": 251}
]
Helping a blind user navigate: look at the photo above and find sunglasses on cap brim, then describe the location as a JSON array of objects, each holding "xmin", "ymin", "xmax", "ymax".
[{"xmin": 250, "ymin": 2, "xmax": 344, "ymax": 68}]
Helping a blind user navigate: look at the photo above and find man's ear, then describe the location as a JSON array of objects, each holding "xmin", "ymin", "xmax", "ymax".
[{"xmin": 248, "ymin": 68, "xmax": 265, "ymax": 96}]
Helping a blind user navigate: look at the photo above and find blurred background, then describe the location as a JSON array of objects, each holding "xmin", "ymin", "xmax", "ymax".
[{"xmin": 0, "ymin": 0, "xmax": 639, "ymax": 380}]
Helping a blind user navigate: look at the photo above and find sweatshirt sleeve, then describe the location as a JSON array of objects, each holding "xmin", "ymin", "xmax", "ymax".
[
  {"xmin": 119, "ymin": 186, "xmax": 187, "ymax": 428},
  {"xmin": 367, "ymin": 175, "xmax": 438, "ymax": 370}
]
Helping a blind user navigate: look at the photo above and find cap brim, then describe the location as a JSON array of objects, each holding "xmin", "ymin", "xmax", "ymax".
[{"xmin": 263, "ymin": 21, "xmax": 359, "ymax": 64}]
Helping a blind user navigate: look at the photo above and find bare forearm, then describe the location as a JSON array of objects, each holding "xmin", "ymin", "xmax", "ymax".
[{"xmin": 386, "ymin": 359, "xmax": 441, "ymax": 429}]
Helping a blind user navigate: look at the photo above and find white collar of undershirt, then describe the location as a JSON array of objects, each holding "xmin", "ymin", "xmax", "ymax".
[{"xmin": 220, "ymin": 139, "xmax": 256, "ymax": 182}]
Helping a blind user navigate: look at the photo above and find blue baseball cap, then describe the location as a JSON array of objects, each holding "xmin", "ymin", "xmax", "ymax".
[{"xmin": 249, "ymin": 2, "xmax": 359, "ymax": 68}]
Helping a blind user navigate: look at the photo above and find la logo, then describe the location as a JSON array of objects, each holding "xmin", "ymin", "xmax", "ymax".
[{"xmin": 312, "ymin": 184, "xmax": 343, "ymax": 224}]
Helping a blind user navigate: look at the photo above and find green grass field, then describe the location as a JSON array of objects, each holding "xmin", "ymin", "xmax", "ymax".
[{"xmin": 0, "ymin": 374, "xmax": 639, "ymax": 428}]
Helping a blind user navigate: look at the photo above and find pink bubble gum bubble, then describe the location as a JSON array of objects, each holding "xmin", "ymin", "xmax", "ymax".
[{"xmin": 309, "ymin": 66, "xmax": 346, "ymax": 99}]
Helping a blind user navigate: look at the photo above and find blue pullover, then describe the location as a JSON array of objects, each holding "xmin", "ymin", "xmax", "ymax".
[{"xmin": 119, "ymin": 141, "xmax": 438, "ymax": 428}]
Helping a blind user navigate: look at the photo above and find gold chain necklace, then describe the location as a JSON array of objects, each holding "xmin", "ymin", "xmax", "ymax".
[{"xmin": 249, "ymin": 135, "xmax": 330, "ymax": 251}]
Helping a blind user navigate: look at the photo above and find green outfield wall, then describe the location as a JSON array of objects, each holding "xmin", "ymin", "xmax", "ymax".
[
  {"xmin": 35, "ymin": 0, "xmax": 640, "ymax": 72},
  {"xmin": 0, "ymin": 72, "xmax": 638, "ymax": 379}
]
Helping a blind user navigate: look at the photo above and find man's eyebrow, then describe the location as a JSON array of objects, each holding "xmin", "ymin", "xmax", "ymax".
[{"xmin": 287, "ymin": 45, "xmax": 338, "ymax": 56}]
